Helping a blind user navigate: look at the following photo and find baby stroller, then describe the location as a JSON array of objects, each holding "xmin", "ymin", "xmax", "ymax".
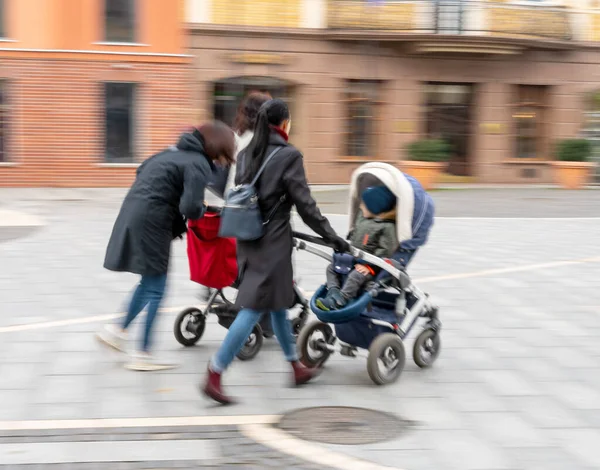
[
  {"xmin": 174, "ymin": 205, "xmax": 310, "ymax": 360},
  {"xmin": 294, "ymin": 162, "xmax": 441, "ymax": 385}
]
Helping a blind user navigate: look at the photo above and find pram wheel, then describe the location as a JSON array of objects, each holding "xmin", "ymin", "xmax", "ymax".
[
  {"xmin": 236, "ymin": 324, "xmax": 263, "ymax": 361},
  {"xmin": 367, "ymin": 334, "xmax": 406, "ymax": 386},
  {"xmin": 174, "ymin": 307, "xmax": 206, "ymax": 347},
  {"xmin": 413, "ymin": 329, "xmax": 441, "ymax": 369},
  {"xmin": 291, "ymin": 315, "xmax": 305, "ymax": 337},
  {"xmin": 298, "ymin": 321, "xmax": 333, "ymax": 368}
]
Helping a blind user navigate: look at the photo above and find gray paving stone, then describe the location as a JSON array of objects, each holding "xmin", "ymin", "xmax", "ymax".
[
  {"xmin": 550, "ymin": 429, "xmax": 600, "ymax": 469},
  {"xmin": 428, "ymin": 430, "xmax": 515, "ymax": 470},
  {"xmin": 549, "ymin": 382, "xmax": 600, "ymax": 410},
  {"xmin": 466, "ymin": 412, "xmax": 550, "ymax": 448},
  {"xmin": 478, "ymin": 370, "xmax": 543, "ymax": 397},
  {"xmin": 0, "ymin": 440, "xmax": 219, "ymax": 464}
]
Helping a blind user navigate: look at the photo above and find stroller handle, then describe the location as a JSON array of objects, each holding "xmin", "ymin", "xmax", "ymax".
[{"xmin": 291, "ymin": 231, "xmax": 332, "ymax": 248}]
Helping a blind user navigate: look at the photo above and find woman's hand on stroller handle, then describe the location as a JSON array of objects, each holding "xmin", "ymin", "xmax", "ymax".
[{"xmin": 291, "ymin": 231, "xmax": 351, "ymax": 253}]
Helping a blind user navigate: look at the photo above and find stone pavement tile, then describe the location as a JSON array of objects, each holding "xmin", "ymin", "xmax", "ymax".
[
  {"xmin": 426, "ymin": 429, "xmax": 515, "ymax": 470},
  {"xmin": 537, "ymin": 346, "xmax": 600, "ymax": 370},
  {"xmin": 323, "ymin": 446, "xmax": 444, "ymax": 470},
  {"xmin": 507, "ymin": 357, "xmax": 575, "ymax": 383},
  {"xmin": 0, "ymin": 390, "xmax": 33, "ymax": 420},
  {"xmin": 503, "ymin": 446, "xmax": 595, "ymax": 470},
  {"xmin": 33, "ymin": 376, "xmax": 94, "ymax": 405},
  {"xmin": 441, "ymin": 383, "xmax": 512, "ymax": 413},
  {"xmin": 3, "ymin": 339, "xmax": 53, "ymax": 364},
  {"xmin": 477, "ymin": 370, "xmax": 543, "ymax": 397},
  {"xmin": 47, "ymin": 352, "xmax": 101, "ymax": 376},
  {"xmin": 549, "ymin": 429, "xmax": 600, "ymax": 469},
  {"xmin": 464, "ymin": 412, "xmax": 550, "ymax": 448},
  {"xmin": 30, "ymin": 403, "xmax": 93, "ymax": 421},
  {"xmin": 436, "ymin": 347, "xmax": 515, "ymax": 371},
  {"xmin": 396, "ymin": 397, "xmax": 469, "ymax": 431},
  {"xmin": 0, "ymin": 363, "xmax": 40, "ymax": 390},
  {"xmin": 501, "ymin": 396, "xmax": 588, "ymax": 429},
  {"xmin": 483, "ymin": 337, "xmax": 539, "ymax": 358},
  {"xmin": 580, "ymin": 409, "xmax": 600, "ymax": 428},
  {"xmin": 547, "ymin": 382, "xmax": 600, "ymax": 410},
  {"xmin": 419, "ymin": 367, "xmax": 482, "ymax": 385},
  {"xmin": 0, "ymin": 439, "xmax": 219, "ymax": 465}
]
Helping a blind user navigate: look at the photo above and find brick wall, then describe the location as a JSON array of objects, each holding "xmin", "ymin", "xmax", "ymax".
[{"xmin": 0, "ymin": 58, "xmax": 194, "ymax": 187}]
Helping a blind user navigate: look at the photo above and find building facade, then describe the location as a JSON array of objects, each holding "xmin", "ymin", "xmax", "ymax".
[
  {"xmin": 0, "ymin": 0, "xmax": 192, "ymax": 187},
  {"xmin": 186, "ymin": 0, "xmax": 600, "ymax": 184},
  {"xmin": 2, "ymin": 0, "xmax": 600, "ymax": 186}
]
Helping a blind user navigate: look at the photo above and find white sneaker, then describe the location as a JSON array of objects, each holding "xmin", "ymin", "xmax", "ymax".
[
  {"xmin": 96, "ymin": 324, "xmax": 128, "ymax": 353},
  {"xmin": 125, "ymin": 352, "xmax": 178, "ymax": 372}
]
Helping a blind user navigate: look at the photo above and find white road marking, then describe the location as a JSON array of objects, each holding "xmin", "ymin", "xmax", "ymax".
[
  {"xmin": 0, "ymin": 306, "xmax": 192, "ymax": 334},
  {"xmin": 239, "ymin": 422, "xmax": 401, "ymax": 470},
  {"xmin": 1, "ymin": 256, "xmax": 599, "ymax": 334},
  {"xmin": 0, "ymin": 415, "xmax": 279, "ymax": 431},
  {"xmin": 0, "ymin": 209, "xmax": 44, "ymax": 227}
]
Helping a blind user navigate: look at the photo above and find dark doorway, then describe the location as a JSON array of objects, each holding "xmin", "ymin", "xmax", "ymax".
[
  {"xmin": 213, "ymin": 76, "xmax": 293, "ymax": 130},
  {"xmin": 425, "ymin": 83, "xmax": 474, "ymax": 176}
]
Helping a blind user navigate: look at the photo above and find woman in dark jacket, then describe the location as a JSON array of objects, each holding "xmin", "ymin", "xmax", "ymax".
[
  {"xmin": 97, "ymin": 122, "xmax": 235, "ymax": 372},
  {"xmin": 202, "ymin": 99, "xmax": 349, "ymax": 404}
]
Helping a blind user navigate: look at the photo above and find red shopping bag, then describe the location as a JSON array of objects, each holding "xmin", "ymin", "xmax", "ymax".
[{"xmin": 187, "ymin": 213, "xmax": 237, "ymax": 289}]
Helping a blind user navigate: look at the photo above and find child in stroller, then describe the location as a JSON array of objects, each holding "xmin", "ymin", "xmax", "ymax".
[
  {"xmin": 317, "ymin": 185, "xmax": 397, "ymax": 311},
  {"xmin": 294, "ymin": 162, "xmax": 440, "ymax": 386}
]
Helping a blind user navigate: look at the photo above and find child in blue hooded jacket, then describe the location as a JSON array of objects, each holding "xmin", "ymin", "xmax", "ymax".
[{"xmin": 317, "ymin": 186, "xmax": 397, "ymax": 311}]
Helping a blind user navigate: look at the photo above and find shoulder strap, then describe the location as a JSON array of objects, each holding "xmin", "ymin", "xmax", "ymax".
[{"xmin": 250, "ymin": 146, "xmax": 283, "ymax": 186}]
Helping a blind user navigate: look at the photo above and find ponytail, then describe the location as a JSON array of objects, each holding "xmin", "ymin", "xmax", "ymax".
[
  {"xmin": 241, "ymin": 106, "xmax": 271, "ymax": 183},
  {"xmin": 239, "ymin": 98, "xmax": 290, "ymax": 184}
]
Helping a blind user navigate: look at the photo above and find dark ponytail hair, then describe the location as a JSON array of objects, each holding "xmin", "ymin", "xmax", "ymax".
[{"xmin": 240, "ymin": 98, "xmax": 290, "ymax": 184}]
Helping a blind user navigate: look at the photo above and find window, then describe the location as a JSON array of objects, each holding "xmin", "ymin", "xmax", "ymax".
[
  {"xmin": 105, "ymin": 0, "xmax": 136, "ymax": 43},
  {"xmin": 582, "ymin": 90, "xmax": 600, "ymax": 181},
  {"xmin": 0, "ymin": 0, "xmax": 4, "ymax": 38},
  {"xmin": 104, "ymin": 83, "xmax": 135, "ymax": 163},
  {"xmin": 344, "ymin": 81, "xmax": 381, "ymax": 157},
  {"xmin": 0, "ymin": 82, "xmax": 6, "ymax": 162},
  {"xmin": 512, "ymin": 85, "xmax": 549, "ymax": 159},
  {"xmin": 425, "ymin": 83, "xmax": 474, "ymax": 176},
  {"xmin": 435, "ymin": 0, "xmax": 464, "ymax": 35},
  {"xmin": 212, "ymin": 76, "xmax": 293, "ymax": 130}
]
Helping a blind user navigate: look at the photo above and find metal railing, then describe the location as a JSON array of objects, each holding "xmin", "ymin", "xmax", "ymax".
[{"xmin": 327, "ymin": 1, "xmax": 572, "ymax": 42}]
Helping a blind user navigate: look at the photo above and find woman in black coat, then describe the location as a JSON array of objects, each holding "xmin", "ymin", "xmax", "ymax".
[
  {"xmin": 202, "ymin": 99, "xmax": 349, "ymax": 404},
  {"xmin": 97, "ymin": 122, "xmax": 235, "ymax": 372}
]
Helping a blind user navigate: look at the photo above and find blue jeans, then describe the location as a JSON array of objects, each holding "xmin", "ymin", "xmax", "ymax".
[
  {"xmin": 211, "ymin": 309, "xmax": 298, "ymax": 373},
  {"xmin": 122, "ymin": 274, "xmax": 168, "ymax": 352}
]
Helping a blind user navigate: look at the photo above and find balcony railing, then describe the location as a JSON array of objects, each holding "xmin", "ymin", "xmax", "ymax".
[{"xmin": 327, "ymin": 1, "xmax": 572, "ymax": 42}]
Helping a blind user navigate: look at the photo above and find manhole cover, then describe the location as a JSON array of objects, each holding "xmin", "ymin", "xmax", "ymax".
[{"xmin": 278, "ymin": 406, "xmax": 413, "ymax": 445}]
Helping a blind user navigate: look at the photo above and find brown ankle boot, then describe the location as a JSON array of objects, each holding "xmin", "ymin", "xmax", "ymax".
[
  {"xmin": 202, "ymin": 366, "xmax": 234, "ymax": 405},
  {"xmin": 291, "ymin": 361, "xmax": 322, "ymax": 386}
]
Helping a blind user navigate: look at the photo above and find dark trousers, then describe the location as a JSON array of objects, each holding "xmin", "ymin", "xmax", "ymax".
[{"xmin": 326, "ymin": 264, "xmax": 373, "ymax": 301}]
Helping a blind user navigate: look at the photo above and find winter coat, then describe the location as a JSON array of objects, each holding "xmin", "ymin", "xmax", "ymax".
[
  {"xmin": 348, "ymin": 211, "xmax": 396, "ymax": 259},
  {"xmin": 104, "ymin": 133, "xmax": 213, "ymax": 276},
  {"xmin": 234, "ymin": 131, "xmax": 338, "ymax": 312}
]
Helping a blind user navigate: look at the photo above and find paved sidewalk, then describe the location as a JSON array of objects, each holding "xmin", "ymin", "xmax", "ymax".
[{"xmin": 1, "ymin": 188, "xmax": 600, "ymax": 469}]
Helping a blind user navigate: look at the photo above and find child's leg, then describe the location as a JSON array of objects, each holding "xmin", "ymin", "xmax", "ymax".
[
  {"xmin": 340, "ymin": 270, "xmax": 373, "ymax": 301},
  {"xmin": 325, "ymin": 264, "xmax": 342, "ymax": 289}
]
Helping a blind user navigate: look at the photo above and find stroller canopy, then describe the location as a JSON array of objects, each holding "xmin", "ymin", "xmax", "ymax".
[{"xmin": 349, "ymin": 162, "xmax": 415, "ymax": 244}]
